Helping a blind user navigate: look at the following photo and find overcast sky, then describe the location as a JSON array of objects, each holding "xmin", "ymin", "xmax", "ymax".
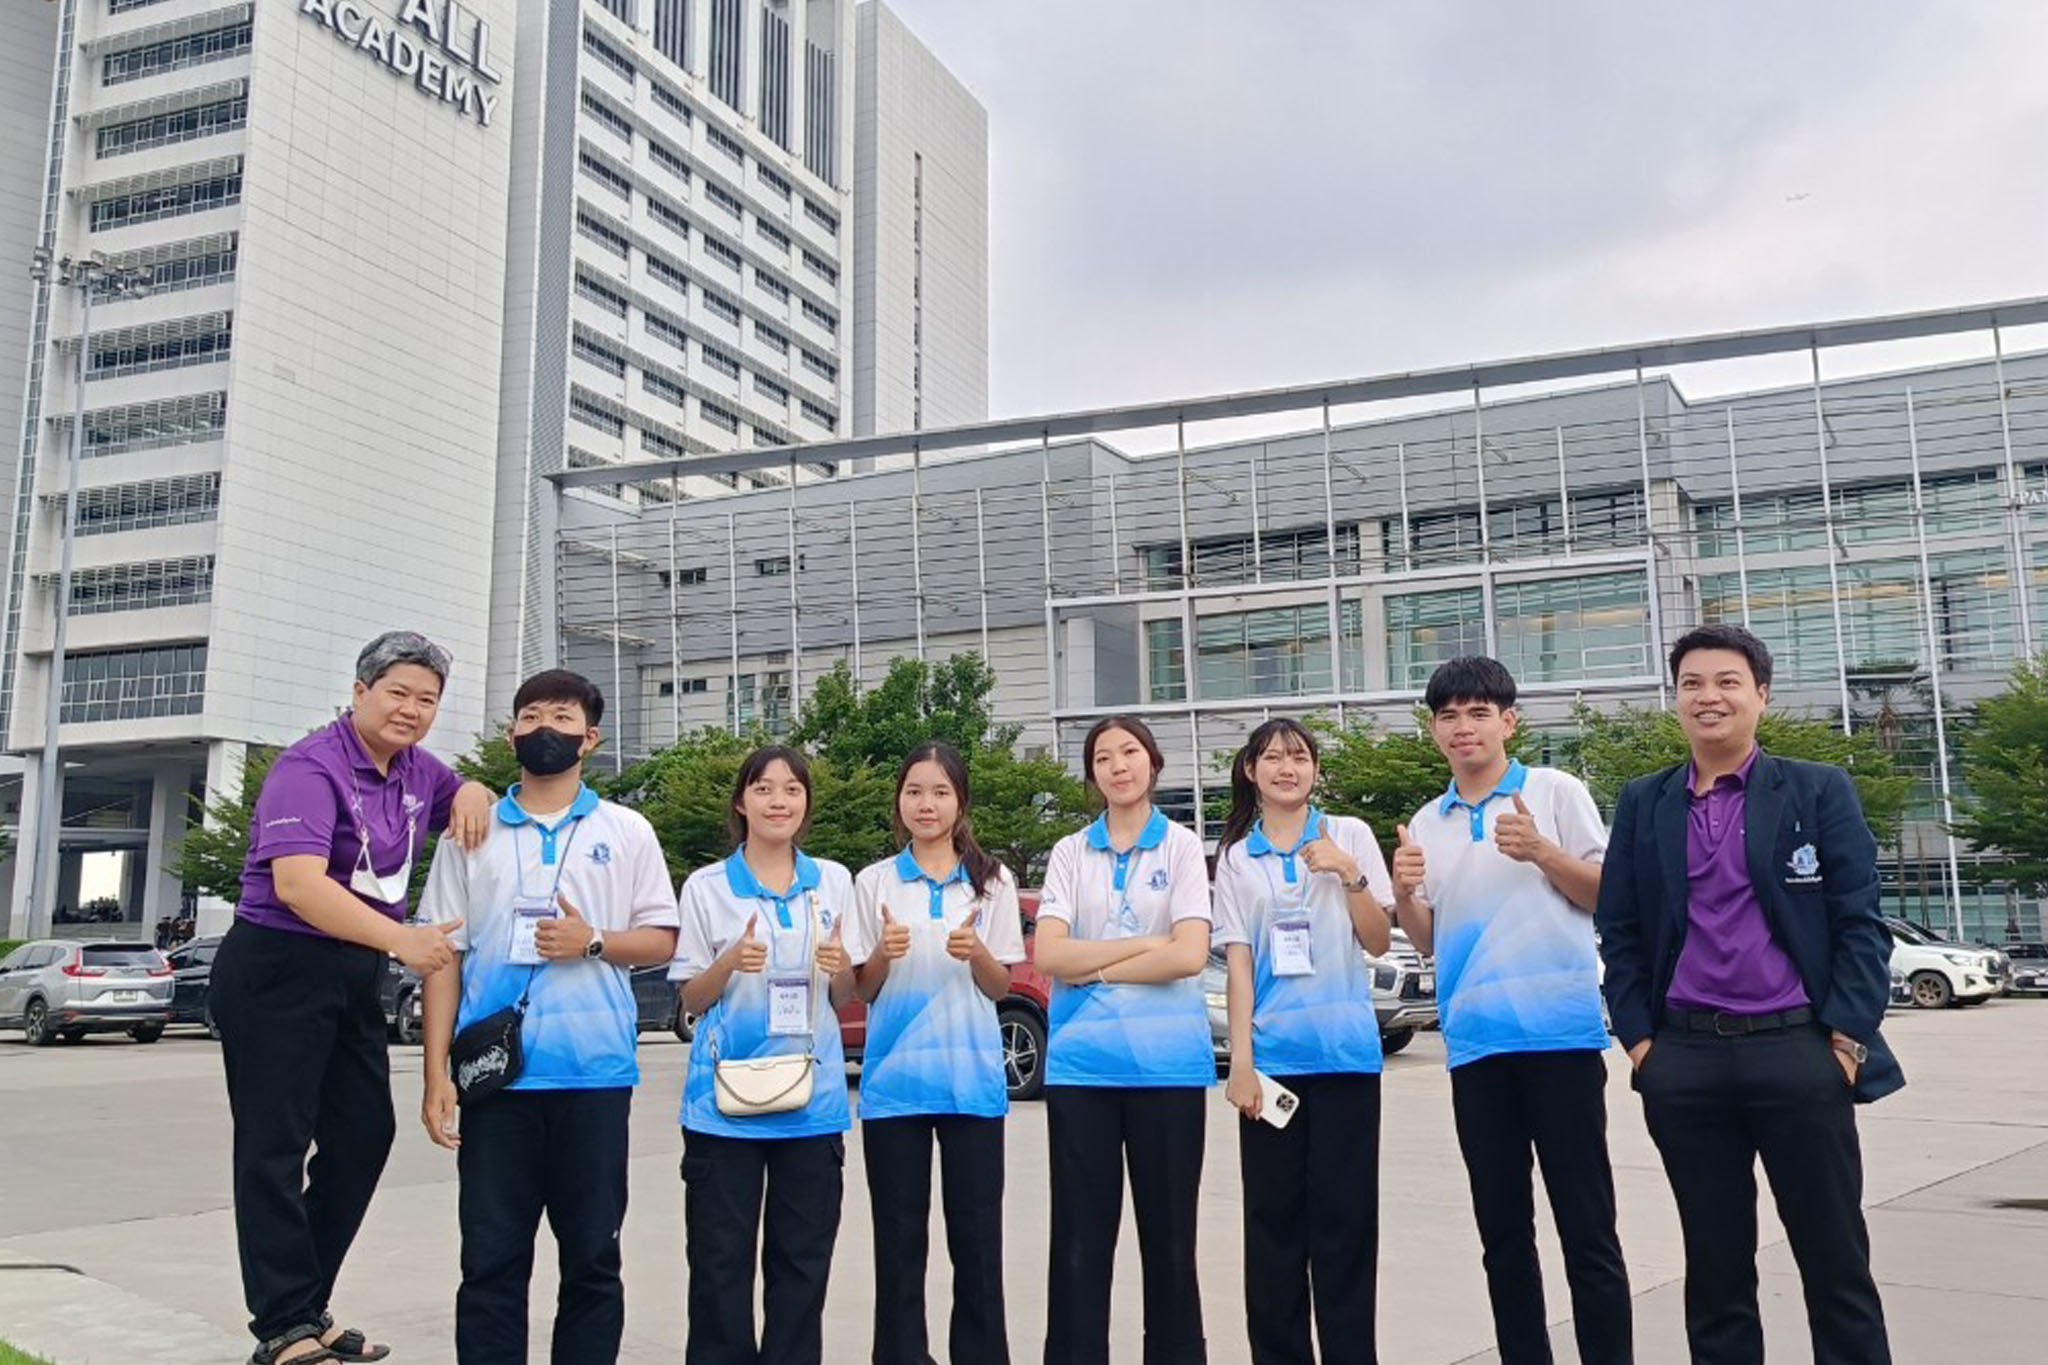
[{"xmin": 881, "ymin": 0, "xmax": 2048, "ymax": 423}]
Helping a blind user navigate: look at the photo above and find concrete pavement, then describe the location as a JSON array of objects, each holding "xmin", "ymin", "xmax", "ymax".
[{"xmin": 1, "ymin": 1000, "xmax": 2044, "ymax": 1363}]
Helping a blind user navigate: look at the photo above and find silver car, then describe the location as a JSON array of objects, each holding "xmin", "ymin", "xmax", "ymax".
[{"xmin": 0, "ymin": 939, "xmax": 173, "ymax": 1045}]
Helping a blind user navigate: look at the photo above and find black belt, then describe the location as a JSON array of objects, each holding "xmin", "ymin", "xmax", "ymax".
[{"xmin": 1666, "ymin": 1006, "xmax": 1814, "ymax": 1037}]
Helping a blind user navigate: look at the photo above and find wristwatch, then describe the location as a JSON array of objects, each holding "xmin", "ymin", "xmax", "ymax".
[
  {"xmin": 1344, "ymin": 871, "xmax": 1373, "ymax": 893},
  {"xmin": 1831, "ymin": 1036, "xmax": 1868, "ymax": 1064},
  {"xmin": 584, "ymin": 933, "xmax": 606, "ymax": 961}
]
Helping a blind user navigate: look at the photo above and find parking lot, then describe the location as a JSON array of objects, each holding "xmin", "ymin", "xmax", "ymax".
[{"xmin": 2, "ymin": 999, "xmax": 2045, "ymax": 1364}]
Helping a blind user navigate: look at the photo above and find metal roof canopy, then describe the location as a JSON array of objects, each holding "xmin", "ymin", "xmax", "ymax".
[{"xmin": 549, "ymin": 294, "xmax": 2048, "ymax": 491}]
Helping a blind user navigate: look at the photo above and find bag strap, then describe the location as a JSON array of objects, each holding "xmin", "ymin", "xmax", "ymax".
[{"xmin": 713, "ymin": 886, "xmax": 825, "ymax": 1063}]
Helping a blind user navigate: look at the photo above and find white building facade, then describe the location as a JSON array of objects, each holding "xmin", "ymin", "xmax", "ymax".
[
  {"xmin": 1, "ymin": 0, "xmax": 989, "ymax": 937},
  {"xmin": 2, "ymin": 0, "xmax": 521, "ymax": 937}
]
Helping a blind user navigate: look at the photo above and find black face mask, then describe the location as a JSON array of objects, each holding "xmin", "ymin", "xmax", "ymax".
[{"xmin": 514, "ymin": 727, "xmax": 585, "ymax": 777}]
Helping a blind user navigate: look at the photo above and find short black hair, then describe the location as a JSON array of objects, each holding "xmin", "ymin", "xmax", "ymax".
[
  {"xmin": 511, "ymin": 669, "xmax": 605, "ymax": 727},
  {"xmin": 1424, "ymin": 656, "xmax": 1518, "ymax": 714},
  {"xmin": 1668, "ymin": 625, "xmax": 1773, "ymax": 689}
]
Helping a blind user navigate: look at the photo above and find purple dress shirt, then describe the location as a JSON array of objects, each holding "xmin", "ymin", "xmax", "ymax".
[
  {"xmin": 237, "ymin": 715, "xmax": 463, "ymax": 937},
  {"xmin": 1666, "ymin": 747, "xmax": 1810, "ymax": 1014}
]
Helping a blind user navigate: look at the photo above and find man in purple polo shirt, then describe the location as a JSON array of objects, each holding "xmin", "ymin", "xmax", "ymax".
[
  {"xmin": 1597, "ymin": 624, "xmax": 1899, "ymax": 1365},
  {"xmin": 209, "ymin": 631, "xmax": 494, "ymax": 1365}
]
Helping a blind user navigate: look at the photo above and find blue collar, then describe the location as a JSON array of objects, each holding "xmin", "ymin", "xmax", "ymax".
[
  {"xmin": 895, "ymin": 846, "xmax": 968, "ymax": 919},
  {"xmin": 1246, "ymin": 808, "xmax": 1324, "ymax": 885},
  {"xmin": 495, "ymin": 784, "xmax": 601, "ymax": 865},
  {"xmin": 1085, "ymin": 808, "xmax": 1169, "ymax": 854},
  {"xmin": 1439, "ymin": 759, "xmax": 1528, "ymax": 842},
  {"xmin": 726, "ymin": 846, "xmax": 822, "ymax": 927}
]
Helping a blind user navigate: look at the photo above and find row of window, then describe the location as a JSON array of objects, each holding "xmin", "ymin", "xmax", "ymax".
[
  {"xmin": 72, "ymin": 473, "xmax": 222, "ymax": 537},
  {"xmin": 92, "ymin": 236, "xmax": 237, "ymax": 301},
  {"xmin": 573, "ymin": 124, "xmax": 840, "ymax": 329},
  {"xmin": 64, "ymin": 556, "xmax": 215, "ymax": 616},
  {"xmin": 1692, "ymin": 465, "xmax": 2048, "ymax": 557},
  {"xmin": 87, "ymin": 315, "xmax": 232, "ymax": 381},
  {"xmin": 61, "ymin": 643, "xmax": 206, "ymax": 725},
  {"xmin": 97, "ymin": 94, "xmax": 247, "ymax": 158},
  {"xmin": 103, "ymin": 19, "xmax": 251, "ymax": 86},
  {"xmin": 79, "ymin": 392, "xmax": 227, "ymax": 458},
  {"xmin": 580, "ymin": 20, "xmax": 841, "ymax": 226},
  {"xmin": 89, "ymin": 166, "xmax": 242, "ymax": 232}
]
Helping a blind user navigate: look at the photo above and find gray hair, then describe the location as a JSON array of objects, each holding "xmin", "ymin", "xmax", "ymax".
[{"xmin": 355, "ymin": 631, "xmax": 452, "ymax": 688}]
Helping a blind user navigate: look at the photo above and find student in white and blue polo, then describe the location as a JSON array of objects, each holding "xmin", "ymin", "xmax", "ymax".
[
  {"xmin": 670, "ymin": 745, "xmax": 856, "ymax": 1365},
  {"xmin": 1031, "ymin": 715, "xmax": 1213, "ymax": 1365},
  {"xmin": 847, "ymin": 741, "xmax": 1025, "ymax": 1365},
  {"xmin": 1211, "ymin": 718, "xmax": 1395, "ymax": 1365},
  {"xmin": 416, "ymin": 670, "xmax": 680, "ymax": 1365},
  {"xmin": 1392, "ymin": 657, "xmax": 1631, "ymax": 1365}
]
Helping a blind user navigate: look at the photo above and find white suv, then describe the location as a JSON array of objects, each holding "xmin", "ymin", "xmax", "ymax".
[{"xmin": 1889, "ymin": 929, "xmax": 1999, "ymax": 1009}]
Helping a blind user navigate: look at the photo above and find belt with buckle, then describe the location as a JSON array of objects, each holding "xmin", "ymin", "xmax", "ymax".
[{"xmin": 1667, "ymin": 1005, "xmax": 1815, "ymax": 1037}]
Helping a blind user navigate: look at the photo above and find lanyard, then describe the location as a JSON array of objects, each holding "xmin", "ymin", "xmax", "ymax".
[
  {"xmin": 513, "ymin": 818, "xmax": 584, "ymax": 903},
  {"xmin": 349, "ymin": 772, "xmax": 418, "ymax": 867}
]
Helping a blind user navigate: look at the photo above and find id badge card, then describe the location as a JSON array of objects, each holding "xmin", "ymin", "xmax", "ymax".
[
  {"xmin": 507, "ymin": 894, "xmax": 555, "ymax": 966},
  {"xmin": 1270, "ymin": 916, "xmax": 1314, "ymax": 977},
  {"xmin": 768, "ymin": 975, "xmax": 811, "ymax": 1036}
]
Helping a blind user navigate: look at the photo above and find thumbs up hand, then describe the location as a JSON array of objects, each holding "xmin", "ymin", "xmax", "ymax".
[
  {"xmin": 815, "ymin": 916, "xmax": 850, "ymax": 977},
  {"xmin": 536, "ymin": 893, "xmax": 597, "ymax": 961},
  {"xmin": 1301, "ymin": 835, "xmax": 1362, "ymax": 890},
  {"xmin": 945, "ymin": 908, "xmax": 986, "ymax": 963},
  {"xmin": 1392, "ymin": 825, "xmax": 1427, "ymax": 898},
  {"xmin": 879, "ymin": 905, "xmax": 912, "ymax": 961},
  {"xmin": 731, "ymin": 913, "xmax": 768, "ymax": 974},
  {"xmin": 1492, "ymin": 793, "xmax": 1548, "ymax": 865}
]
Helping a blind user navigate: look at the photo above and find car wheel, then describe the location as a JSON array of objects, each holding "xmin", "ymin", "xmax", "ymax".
[
  {"xmin": 673, "ymin": 1011, "xmax": 696, "ymax": 1045},
  {"xmin": 1910, "ymin": 971, "xmax": 1954, "ymax": 1009},
  {"xmin": 131, "ymin": 1023, "xmax": 164, "ymax": 1044},
  {"xmin": 22, "ymin": 999, "xmax": 52, "ymax": 1047},
  {"xmin": 999, "ymin": 1005, "xmax": 1046, "ymax": 1102},
  {"xmin": 1381, "ymin": 1027, "xmax": 1416, "ymax": 1056},
  {"xmin": 395, "ymin": 990, "xmax": 423, "ymax": 1046}
]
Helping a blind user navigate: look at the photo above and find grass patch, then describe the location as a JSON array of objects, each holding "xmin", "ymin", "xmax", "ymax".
[{"xmin": 0, "ymin": 1341, "xmax": 56, "ymax": 1365}]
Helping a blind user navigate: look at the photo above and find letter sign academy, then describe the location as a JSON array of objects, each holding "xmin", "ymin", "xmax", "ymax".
[{"xmin": 299, "ymin": 0, "xmax": 504, "ymax": 127}]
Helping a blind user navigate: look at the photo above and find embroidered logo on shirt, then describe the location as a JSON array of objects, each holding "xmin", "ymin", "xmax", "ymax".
[
  {"xmin": 402, "ymin": 793, "xmax": 425, "ymax": 815},
  {"xmin": 1786, "ymin": 843, "xmax": 1822, "ymax": 884},
  {"xmin": 1147, "ymin": 868, "xmax": 1169, "ymax": 892},
  {"xmin": 589, "ymin": 842, "xmax": 612, "ymax": 866}
]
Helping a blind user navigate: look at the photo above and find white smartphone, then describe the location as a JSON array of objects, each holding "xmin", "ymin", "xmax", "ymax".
[{"xmin": 1255, "ymin": 1070, "xmax": 1300, "ymax": 1129}]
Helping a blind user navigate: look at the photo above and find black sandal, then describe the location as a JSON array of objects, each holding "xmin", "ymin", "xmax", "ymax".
[
  {"xmin": 319, "ymin": 1311, "xmax": 393, "ymax": 1363},
  {"xmin": 251, "ymin": 1323, "xmax": 336, "ymax": 1365}
]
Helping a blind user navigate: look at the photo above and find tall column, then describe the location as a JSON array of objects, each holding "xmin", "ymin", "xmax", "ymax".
[{"xmin": 140, "ymin": 759, "xmax": 191, "ymax": 929}]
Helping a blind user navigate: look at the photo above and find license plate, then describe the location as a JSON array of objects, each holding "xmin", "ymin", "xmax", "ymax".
[{"xmin": 110, "ymin": 990, "xmax": 139, "ymax": 1003}]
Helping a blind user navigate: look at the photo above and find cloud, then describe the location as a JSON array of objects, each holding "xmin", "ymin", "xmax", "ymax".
[{"xmin": 880, "ymin": 0, "xmax": 2048, "ymax": 419}]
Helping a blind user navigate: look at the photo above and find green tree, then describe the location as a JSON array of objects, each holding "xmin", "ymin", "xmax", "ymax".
[
  {"xmin": 613, "ymin": 728, "xmax": 758, "ymax": 880},
  {"xmin": 964, "ymin": 746, "xmax": 1090, "ymax": 887},
  {"xmin": 455, "ymin": 729, "xmax": 524, "ymax": 793},
  {"xmin": 791, "ymin": 655, "xmax": 1017, "ymax": 770},
  {"xmin": 173, "ymin": 743, "xmax": 286, "ymax": 902},
  {"xmin": 1310, "ymin": 712, "xmax": 1540, "ymax": 860},
  {"xmin": 1950, "ymin": 656, "xmax": 2048, "ymax": 896},
  {"xmin": 1558, "ymin": 703, "xmax": 1913, "ymax": 838}
]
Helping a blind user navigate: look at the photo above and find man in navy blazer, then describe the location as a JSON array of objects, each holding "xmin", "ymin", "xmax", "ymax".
[{"xmin": 1597, "ymin": 624, "xmax": 1897, "ymax": 1365}]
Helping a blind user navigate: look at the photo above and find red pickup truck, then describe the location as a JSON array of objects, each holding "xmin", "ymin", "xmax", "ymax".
[{"xmin": 835, "ymin": 890, "xmax": 1053, "ymax": 1101}]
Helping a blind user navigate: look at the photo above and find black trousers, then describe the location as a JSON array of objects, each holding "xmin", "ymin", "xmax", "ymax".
[
  {"xmin": 1449, "ymin": 1050, "xmax": 1633, "ymax": 1365},
  {"xmin": 1043, "ymin": 1085, "xmax": 1207, "ymax": 1365},
  {"xmin": 211, "ymin": 920, "xmax": 396, "ymax": 1343},
  {"xmin": 681, "ymin": 1128, "xmax": 845, "ymax": 1365},
  {"xmin": 456, "ymin": 1088, "xmax": 632, "ymax": 1365},
  {"xmin": 1238, "ymin": 1073, "xmax": 1380, "ymax": 1365},
  {"xmin": 864, "ymin": 1114, "xmax": 1010, "ymax": 1365},
  {"xmin": 1638, "ymin": 1024, "xmax": 1890, "ymax": 1365}
]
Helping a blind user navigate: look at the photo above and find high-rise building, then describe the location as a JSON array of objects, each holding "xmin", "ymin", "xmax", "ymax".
[
  {"xmin": 491, "ymin": 0, "xmax": 987, "ymax": 716},
  {"xmin": 0, "ymin": 1, "xmax": 990, "ymax": 937},
  {"xmin": 0, "ymin": 0, "xmax": 522, "ymax": 936}
]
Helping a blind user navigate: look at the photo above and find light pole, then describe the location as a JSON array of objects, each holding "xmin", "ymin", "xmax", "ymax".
[{"xmin": 23, "ymin": 248, "xmax": 150, "ymax": 937}]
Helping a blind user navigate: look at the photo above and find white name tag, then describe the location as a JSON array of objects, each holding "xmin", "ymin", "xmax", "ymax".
[
  {"xmin": 507, "ymin": 895, "xmax": 554, "ymax": 966},
  {"xmin": 1270, "ymin": 916, "xmax": 1315, "ymax": 977},
  {"xmin": 768, "ymin": 975, "xmax": 811, "ymax": 1036}
]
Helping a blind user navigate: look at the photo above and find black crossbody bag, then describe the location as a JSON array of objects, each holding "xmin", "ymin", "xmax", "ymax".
[{"xmin": 449, "ymin": 968, "xmax": 539, "ymax": 1104}]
